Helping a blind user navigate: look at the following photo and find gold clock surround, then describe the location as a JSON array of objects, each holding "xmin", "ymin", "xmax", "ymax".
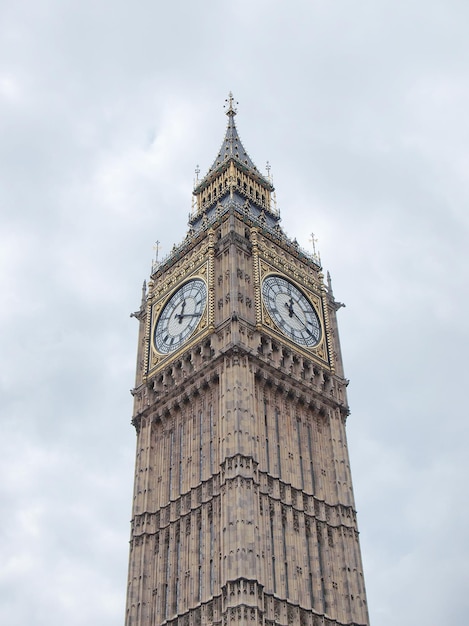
[
  {"xmin": 261, "ymin": 273, "xmax": 323, "ymax": 348},
  {"xmin": 145, "ymin": 259, "xmax": 213, "ymax": 375},
  {"xmin": 256, "ymin": 253, "xmax": 333, "ymax": 369}
]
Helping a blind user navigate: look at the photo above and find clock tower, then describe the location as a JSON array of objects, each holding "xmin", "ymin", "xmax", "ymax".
[{"xmin": 125, "ymin": 95, "xmax": 370, "ymax": 626}]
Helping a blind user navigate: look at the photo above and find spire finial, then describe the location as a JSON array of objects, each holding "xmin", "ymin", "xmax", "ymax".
[
  {"xmin": 309, "ymin": 232, "xmax": 318, "ymax": 256},
  {"xmin": 225, "ymin": 91, "xmax": 237, "ymax": 116},
  {"xmin": 153, "ymin": 240, "xmax": 160, "ymax": 263}
]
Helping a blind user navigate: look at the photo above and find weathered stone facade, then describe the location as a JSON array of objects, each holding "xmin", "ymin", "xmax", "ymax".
[{"xmin": 125, "ymin": 98, "xmax": 369, "ymax": 626}]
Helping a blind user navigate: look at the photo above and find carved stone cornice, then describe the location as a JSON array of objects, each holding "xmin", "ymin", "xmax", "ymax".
[
  {"xmin": 132, "ymin": 336, "xmax": 350, "ymax": 430},
  {"xmin": 257, "ymin": 472, "xmax": 358, "ymax": 530},
  {"xmin": 214, "ymin": 229, "xmax": 252, "ymax": 257},
  {"xmin": 250, "ymin": 352, "xmax": 349, "ymax": 417}
]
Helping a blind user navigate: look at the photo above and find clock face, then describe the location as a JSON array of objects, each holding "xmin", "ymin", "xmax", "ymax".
[
  {"xmin": 262, "ymin": 275, "xmax": 321, "ymax": 347},
  {"xmin": 154, "ymin": 279, "xmax": 207, "ymax": 354}
]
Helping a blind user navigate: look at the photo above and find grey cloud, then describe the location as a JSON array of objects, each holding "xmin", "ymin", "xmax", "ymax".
[{"xmin": 1, "ymin": 1, "xmax": 468, "ymax": 625}]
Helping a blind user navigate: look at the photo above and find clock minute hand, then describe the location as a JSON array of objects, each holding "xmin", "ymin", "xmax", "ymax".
[
  {"xmin": 176, "ymin": 312, "xmax": 200, "ymax": 320},
  {"xmin": 289, "ymin": 307, "xmax": 315, "ymax": 336}
]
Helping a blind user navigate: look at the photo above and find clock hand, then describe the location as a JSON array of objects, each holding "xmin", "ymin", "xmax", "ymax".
[
  {"xmin": 177, "ymin": 299, "xmax": 186, "ymax": 323},
  {"xmin": 176, "ymin": 312, "xmax": 200, "ymax": 320},
  {"xmin": 288, "ymin": 307, "xmax": 315, "ymax": 336},
  {"xmin": 283, "ymin": 296, "xmax": 317, "ymax": 336},
  {"xmin": 284, "ymin": 297, "xmax": 294, "ymax": 318}
]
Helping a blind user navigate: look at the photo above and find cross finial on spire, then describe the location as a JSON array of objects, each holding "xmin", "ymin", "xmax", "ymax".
[
  {"xmin": 225, "ymin": 91, "xmax": 237, "ymax": 116},
  {"xmin": 153, "ymin": 240, "xmax": 160, "ymax": 263},
  {"xmin": 309, "ymin": 233, "xmax": 318, "ymax": 256}
]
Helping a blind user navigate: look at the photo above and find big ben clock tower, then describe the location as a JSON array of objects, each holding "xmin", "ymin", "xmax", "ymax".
[{"xmin": 125, "ymin": 95, "xmax": 370, "ymax": 626}]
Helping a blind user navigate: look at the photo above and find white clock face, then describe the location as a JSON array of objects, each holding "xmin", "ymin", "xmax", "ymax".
[
  {"xmin": 153, "ymin": 279, "xmax": 207, "ymax": 354},
  {"xmin": 262, "ymin": 275, "xmax": 321, "ymax": 347}
]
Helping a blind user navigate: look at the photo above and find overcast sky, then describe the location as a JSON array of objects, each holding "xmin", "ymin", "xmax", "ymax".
[{"xmin": 1, "ymin": 1, "xmax": 469, "ymax": 624}]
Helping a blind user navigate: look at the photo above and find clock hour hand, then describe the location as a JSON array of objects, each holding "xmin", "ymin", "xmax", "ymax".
[{"xmin": 285, "ymin": 297, "xmax": 295, "ymax": 318}]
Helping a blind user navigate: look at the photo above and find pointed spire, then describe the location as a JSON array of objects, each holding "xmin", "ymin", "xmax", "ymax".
[
  {"xmin": 210, "ymin": 91, "xmax": 257, "ymax": 173},
  {"xmin": 194, "ymin": 92, "xmax": 272, "ymax": 192}
]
